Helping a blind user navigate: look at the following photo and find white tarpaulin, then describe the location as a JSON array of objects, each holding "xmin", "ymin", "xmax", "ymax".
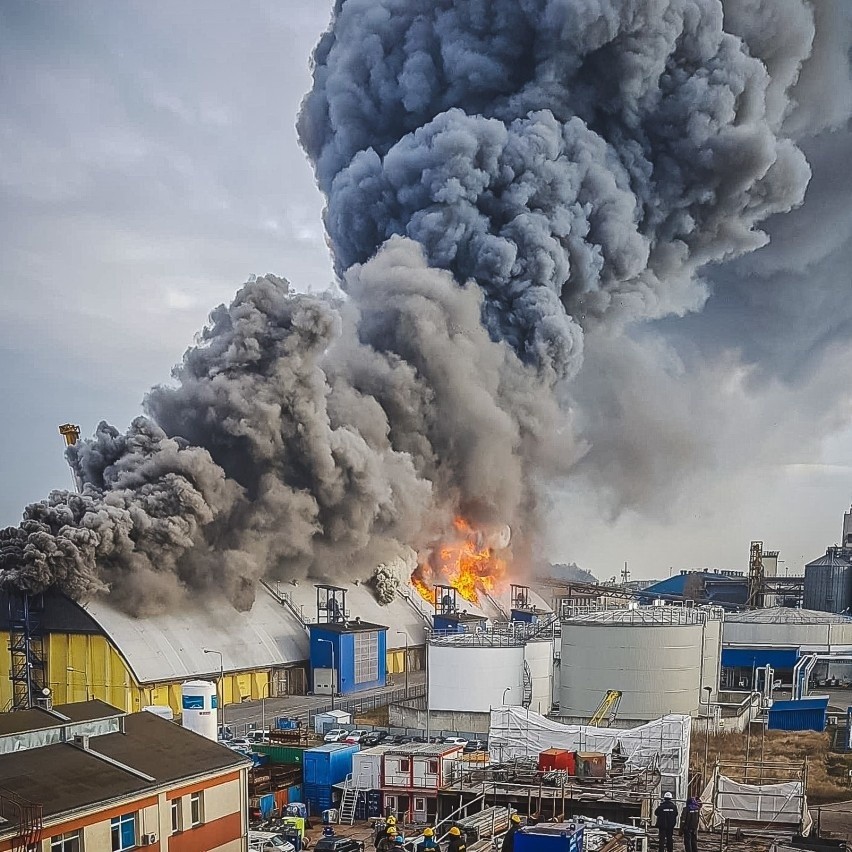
[
  {"xmin": 699, "ymin": 775, "xmax": 810, "ymax": 834},
  {"xmin": 488, "ymin": 708, "xmax": 691, "ymax": 800}
]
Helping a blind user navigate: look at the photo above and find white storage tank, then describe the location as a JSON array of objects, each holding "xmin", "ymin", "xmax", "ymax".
[
  {"xmin": 700, "ymin": 610, "xmax": 723, "ymax": 701},
  {"xmin": 181, "ymin": 679, "xmax": 218, "ymax": 740},
  {"xmin": 428, "ymin": 638, "xmax": 524, "ymax": 713},
  {"xmin": 560, "ymin": 607, "xmax": 706, "ymax": 721},
  {"xmin": 523, "ymin": 638, "xmax": 554, "ymax": 715},
  {"xmin": 723, "ymin": 607, "xmax": 852, "ymax": 651}
]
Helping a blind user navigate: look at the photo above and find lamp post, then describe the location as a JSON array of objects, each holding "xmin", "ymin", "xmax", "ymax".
[
  {"xmin": 203, "ymin": 649, "xmax": 224, "ymax": 734},
  {"xmin": 396, "ymin": 631, "xmax": 409, "ymax": 695},
  {"xmin": 702, "ymin": 686, "xmax": 713, "ymax": 782},
  {"xmin": 260, "ymin": 681, "xmax": 273, "ymax": 733},
  {"xmin": 318, "ymin": 638, "xmax": 336, "ymax": 710},
  {"xmin": 503, "ymin": 687, "xmax": 512, "ymax": 705}
]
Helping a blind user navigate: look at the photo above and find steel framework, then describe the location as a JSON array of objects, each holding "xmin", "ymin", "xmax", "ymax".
[{"xmin": 8, "ymin": 592, "xmax": 47, "ymax": 711}]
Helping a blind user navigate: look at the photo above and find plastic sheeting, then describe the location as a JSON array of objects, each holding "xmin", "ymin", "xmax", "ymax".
[
  {"xmin": 488, "ymin": 707, "xmax": 691, "ymax": 800},
  {"xmin": 699, "ymin": 775, "xmax": 810, "ymax": 835}
]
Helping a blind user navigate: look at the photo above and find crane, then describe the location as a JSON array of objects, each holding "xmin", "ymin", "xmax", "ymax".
[{"xmin": 588, "ymin": 689, "xmax": 622, "ymax": 727}]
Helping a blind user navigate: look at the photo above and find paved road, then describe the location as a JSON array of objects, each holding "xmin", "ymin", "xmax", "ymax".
[{"xmin": 222, "ymin": 671, "xmax": 426, "ymax": 734}]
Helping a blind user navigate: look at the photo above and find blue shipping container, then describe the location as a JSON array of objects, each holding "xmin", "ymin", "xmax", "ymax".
[
  {"xmin": 288, "ymin": 785, "xmax": 303, "ymax": 803},
  {"xmin": 515, "ymin": 826, "xmax": 584, "ymax": 852},
  {"xmin": 768, "ymin": 697, "xmax": 829, "ymax": 732},
  {"xmin": 303, "ymin": 743, "xmax": 359, "ymax": 786}
]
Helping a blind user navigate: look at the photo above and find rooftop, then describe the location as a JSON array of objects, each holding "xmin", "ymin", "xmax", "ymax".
[
  {"xmin": 0, "ymin": 707, "xmax": 250, "ymax": 829},
  {"xmin": 725, "ymin": 607, "xmax": 852, "ymax": 624},
  {"xmin": 386, "ymin": 742, "xmax": 463, "ymax": 756},
  {"xmin": 564, "ymin": 605, "xmax": 706, "ymax": 626},
  {"xmin": 0, "ymin": 699, "xmax": 120, "ymax": 737}
]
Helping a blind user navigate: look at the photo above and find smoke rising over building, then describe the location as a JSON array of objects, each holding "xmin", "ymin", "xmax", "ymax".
[{"xmin": 1, "ymin": 0, "xmax": 850, "ymax": 613}]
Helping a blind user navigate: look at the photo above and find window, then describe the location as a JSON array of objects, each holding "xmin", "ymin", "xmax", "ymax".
[
  {"xmin": 50, "ymin": 832, "xmax": 81, "ymax": 852},
  {"xmin": 190, "ymin": 792, "xmax": 203, "ymax": 827},
  {"xmin": 354, "ymin": 631, "xmax": 379, "ymax": 684},
  {"xmin": 428, "ymin": 759, "xmax": 439, "ymax": 774},
  {"xmin": 110, "ymin": 813, "xmax": 136, "ymax": 851},
  {"xmin": 400, "ymin": 759, "xmax": 410, "ymax": 772},
  {"xmin": 171, "ymin": 798, "xmax": 182, "ymax": 834}
]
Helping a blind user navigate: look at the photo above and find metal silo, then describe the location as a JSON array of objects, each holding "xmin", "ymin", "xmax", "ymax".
[
  {"xmin": 428, "ymin": 634, "xmax": 525, "ymax": 714},
  {"xmin": 559, "ymin": 607, "xmax": 706, "ymax": 722},
  {"xmin": 804, "ymin": 549, "xmax": 852, "ymax": 613}
]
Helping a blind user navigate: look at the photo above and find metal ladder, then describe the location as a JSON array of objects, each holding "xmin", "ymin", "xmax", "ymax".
[
  {"xmin": 522, "ymin": 661, "xmax": 533, "ymax": 708},
  {"xmin": 338, "ymin": 774, "xmax": 359, "ymax": 825}
]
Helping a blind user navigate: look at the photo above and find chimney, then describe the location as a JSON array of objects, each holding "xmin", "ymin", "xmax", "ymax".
[{"xmin": 843, "ymin": 504, "xmax": 852, "ymax": 550}]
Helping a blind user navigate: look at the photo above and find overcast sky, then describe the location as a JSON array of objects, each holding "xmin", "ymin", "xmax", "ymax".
[{"xmin": 1, "ymin": 1, "xmax": 851, "ymax": 582}]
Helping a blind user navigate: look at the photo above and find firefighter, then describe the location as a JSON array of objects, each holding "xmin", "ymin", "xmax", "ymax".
[
  {"xmin": 377, "ymin": 828, "xmax": 398, "ymax": 852},
  {"xmin": 447, "ymin": 826, "xmax": 466, "ymax": 852},
  {"xmin": 416, "ymin": 827, "xmax": 439, "ymax": 852},
  {"xmin": 501, "ymin": 814, "xmax": 522, "ymax": 852}
]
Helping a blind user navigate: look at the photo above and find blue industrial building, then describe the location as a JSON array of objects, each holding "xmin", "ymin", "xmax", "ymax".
[
  {"xmin": 309, "ymin": 585, "xmax": 388, "ymax": 696},
  {"xmin": 431, "ymin": 584, "xmax": 488, "ymax": 633},
  {"xmin": 640, "ymin": 570, "xmax": 747, "ymax": 608}
]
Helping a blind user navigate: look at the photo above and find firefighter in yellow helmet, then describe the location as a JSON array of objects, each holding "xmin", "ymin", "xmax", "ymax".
[
  {"xmin": 377, "ymin": 827, "xmax": 398, "ymax": 852},
  {"xmin": 447, "ymin": 826, "xmax": 466, "ymax": 852},
  {"xmin": 501, "ymin": 814, "xmax": 522, "ymax": 852},
  {"xmin": 416, "ymin": 827, "xmax": 439, "ymax": 852}
]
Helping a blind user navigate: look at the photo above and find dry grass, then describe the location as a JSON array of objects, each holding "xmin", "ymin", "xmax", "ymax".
[
  {"xmin": 355, "ymin": 705, "xmax": 390, "ymax": 726},
  {"xmin": 690, "ymin": 728, "xmax": 852, "ymax": 804}
]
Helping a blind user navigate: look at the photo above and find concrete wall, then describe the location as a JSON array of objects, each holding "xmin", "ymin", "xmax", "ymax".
[{"xmin": 388, "ymin": 702, "xmax": 489, "ymax": 735}]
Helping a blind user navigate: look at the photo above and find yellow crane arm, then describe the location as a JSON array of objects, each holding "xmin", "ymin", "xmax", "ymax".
[{"xmin": 588, "ymin": 689, "xmax": 622, "ymax": 727}]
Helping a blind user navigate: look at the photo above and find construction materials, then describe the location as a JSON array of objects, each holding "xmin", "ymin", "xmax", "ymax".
[
  {"xmin": 574, "ymin": 753, "xmax": 606, "ymax": 780},
  {"xmin": 538, "ymin": 749, "xmax": 576, "ymax": 774}
]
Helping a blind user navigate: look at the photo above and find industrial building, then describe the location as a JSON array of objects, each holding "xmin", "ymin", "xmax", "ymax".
[
  {"xmin": 721, "ymin": 607, "xmax": 852, "ymax": 688},
  {"xmin": 558, "ymin": 605, "xmax": 722, "ymax": 724},
  {"xmin": 801, "ymin": 502, "xmax": 852, "ymax": 613},
  {"xmin": 640, "ymin": 569, "xmax": 748, "ymax": 608},
  {"xmin": 0, "ymin": 699, "xmax": 251, "ymax": 852}
]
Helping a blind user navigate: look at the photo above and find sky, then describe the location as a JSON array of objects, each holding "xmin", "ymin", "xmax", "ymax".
[{"xmin": 1, "ymin": 1, "xmax": 851, "ymax": 584}]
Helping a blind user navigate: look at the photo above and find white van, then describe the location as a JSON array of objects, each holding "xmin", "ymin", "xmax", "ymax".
[{"xmin": 248, "ymin": 831, "xmax": 296, "ymax": 852}]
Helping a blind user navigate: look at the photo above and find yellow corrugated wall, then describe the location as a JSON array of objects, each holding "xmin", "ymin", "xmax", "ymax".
[{"xmin": 0, "ymin": 630, "xmax": 272, "ymax": 717}]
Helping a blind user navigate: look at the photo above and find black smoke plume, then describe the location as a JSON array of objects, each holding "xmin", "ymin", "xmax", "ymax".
[{"xmin": 2, "ymin": 0, "xmax": 848, "ymax": 613}]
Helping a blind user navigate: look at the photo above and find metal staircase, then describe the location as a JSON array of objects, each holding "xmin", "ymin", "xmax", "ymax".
[
  {"xmin": 522, "ymin": 661, "xmax": 533, "ymax": 708},
  {"xmin": 261, "ymin": 580, "xmax": 310, "ymax": 636},
  {"xmin": 8, "ymin": 593, "xmax": 47, "ymax": 711},
  {"xmin": 397, "ymin": 588, "xmax": 434, "ymax": 627},
  {"xmin": 338, "ymin": 773, "xmax": 360, "ymax": 825}
]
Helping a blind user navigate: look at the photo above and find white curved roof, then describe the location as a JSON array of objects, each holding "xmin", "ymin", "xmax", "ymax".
[
  {"xmin": 565, "ymin": 606, "xmax": 704, "ymax": 626},
  {"xmin": 83, "ymin": 581, "xmax": 431, "ymax": 684}
]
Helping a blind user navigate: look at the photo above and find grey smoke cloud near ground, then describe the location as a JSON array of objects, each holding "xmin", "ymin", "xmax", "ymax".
[{"xmin": 2, "ymin": 0, "xmax": 852, "ymax": 611}]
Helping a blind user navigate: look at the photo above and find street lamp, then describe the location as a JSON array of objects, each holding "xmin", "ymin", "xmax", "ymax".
[
  {"xmin": 702, "ymin": 686, "xmax": 713, "ymax": 781},
  {"xmin": 203, "ymin": 649, "xmax": 224, "ymax": 734},
  {"xmin": 317, "ymin": 638, "xmax": 336, "ymax": 710},
  {"xmin": 503, "ymin": 687, "xmax": 512, "ymax": 705},
  {"xmin": 396, "ymin": 630, "xmax": 409, "ymax": 694},
  {"xmin": 260, "ymin": 681, "xmax": 274, "ymax": 733}
]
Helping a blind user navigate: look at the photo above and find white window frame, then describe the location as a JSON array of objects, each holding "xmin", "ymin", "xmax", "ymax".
[
  {"xmin": 354, "ymin": 631, "xmax": 379, "ymax": 684},
  {"xmin": 190, "ymin": 791, "xmax": 204, "ymax": 827},
  {"xmin": 171, "ymin": 797, "xmax": 182, "ymax": 834},
  {"xmin": 110, "ymin": 812, "xmax": 136, "ymax": 852},
  {"xmin": 50, "ymin": 831, "xmax": 82, "ymax": 852}
]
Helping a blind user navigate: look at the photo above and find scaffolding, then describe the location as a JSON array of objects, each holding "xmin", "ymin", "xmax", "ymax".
[
  {"xmin": 746, "ymin": 541, "xmax": 765, "ymax": 609},
  {"xmin": 8, "ymin": 593, "xmax": 47, "ymax": 711}
]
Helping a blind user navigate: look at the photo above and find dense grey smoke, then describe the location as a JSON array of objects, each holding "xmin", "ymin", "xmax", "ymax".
[{"xmin": 3, "ymin": 0, "xmax": 850, "ymax": 612}]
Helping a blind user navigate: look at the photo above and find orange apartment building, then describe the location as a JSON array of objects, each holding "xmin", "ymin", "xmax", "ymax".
[{"xmin": 0, "ymin": 700, "xmax": 250, "ymax": 852}]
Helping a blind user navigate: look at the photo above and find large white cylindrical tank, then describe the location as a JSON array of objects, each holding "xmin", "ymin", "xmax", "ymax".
[
  {"xmin": 523, "ymin": 639, "xmax": 554, "ymax": 715},
  {"xmin": 181, "ymin": 680, "xmax": 218, "ymax": 740},
  {"xmin": 560, "ymin": 609, "xmax": 704, "ymax": 721},
  {"xmin": 723, "ymin": 608, "xmax": 852, "ymax": 650},
  {"xmin": 429, "ymin": 643, "xmax": 524, "ymax": 713},
  {"xmin": 700, "ymin": 613, "xmax": 723, "ymax": 700}
]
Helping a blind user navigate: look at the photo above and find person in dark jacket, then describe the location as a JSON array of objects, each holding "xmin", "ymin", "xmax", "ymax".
[
  {"xmin": 377, "ymin": 828, "xmax": 398, "ymax": 852},
  {"xmin": 680, "ymin": 797, "xmax": 701, "ymax": 852},
  {"xmin": 447, "ymin": 826, "xmax": 466, "ymax": 852},
  {"xmin": 501, "ymin": 814, "xmax": 522, "ymax": 852},
  {"xmin": 654, "ymin": 792, "xmax": 679, "ymax": 852}
]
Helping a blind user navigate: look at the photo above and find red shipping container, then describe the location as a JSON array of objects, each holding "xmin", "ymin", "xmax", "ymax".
[{"xmin": 537, "ymin": 748, "xmax": 576, "ymax": 773}]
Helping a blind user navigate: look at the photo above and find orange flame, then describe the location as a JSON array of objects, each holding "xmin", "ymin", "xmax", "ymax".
[{"xmin": 412, "ymin": 517, "xmax": 508, "ymax": 605}]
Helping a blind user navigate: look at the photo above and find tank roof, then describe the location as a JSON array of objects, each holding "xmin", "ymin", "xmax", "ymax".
[
  {"xmin": 725, "ymin": 607, "xmax": 852, "ymax": 624},
  {"xmin": 564, "ymin": 606, "xmax": 705, "ymax": 626}
]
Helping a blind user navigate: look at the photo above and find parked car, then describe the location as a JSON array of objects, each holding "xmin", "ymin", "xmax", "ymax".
[
  {"xmin": 390, "ymin": 734, "xmax": 412, "ymax": 745},
  {"xmin": 443, "ymin": 737, "xmax": 469, "ymax": 749},
  {"xmin": 313, "ymin": 837, "xmax": 364, "ymax": 852},
  {"xmin": 323, "ymin": 729, "xmax": 349, "ymax": 743},
  {"xmin": 249, "ymin": 831, "xmax": 297, "ymax": 852},
  {"xmin": 247, "ymin": 729, "xmax": 271, "ymax": 743},
  {"xmin": 360, "ymin": 730, "xmax": 389, "ymax": 747},
  {"xmin": 228, "ymin": 738, "xmax": 254, "ymax": 752},
  {"xmin": 464, "ymin": 739, "xmax": 487, "ymax": 753},
  {"xmin": 344, "ymin": 729, "xmax": 369, "ymax": 743}
]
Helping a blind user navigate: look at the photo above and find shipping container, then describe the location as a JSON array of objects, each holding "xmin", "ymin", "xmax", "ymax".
[
  {"xmin": 515, "ymin": 824, "xmax": 584, "ymax": 852},
  {"xmin": 303, "ymin": 782, "xmax": 336, "ymax": 814},
  {"xmin": 575, "ymin": 752, "xmax": 606, "ymax": 780},
  {"xmin": 289, "ymin": 784, "xmax": 303, "ymax": 803},
  {"xmin": 254, "ymin": 744, "xmax": 307, "ymax": 765},
  {"xmin": 304, "ymin": 743, "xmax": 359, "ymax": 786},
  {"xmin": 768, "ymin": 697, "xmax": 829, "ymax": 732},
  {"xmin": 353, "ymin": 744, "xmax": 395, "ymax": 790},
  {"xmin": 538, "ymin": 749, "xmax": 575, "ymax": 774}
]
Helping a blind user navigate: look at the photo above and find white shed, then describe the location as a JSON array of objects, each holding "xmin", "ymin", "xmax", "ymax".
[{"xmin": 313, "ymin": 708, "xmax": 352, "ymax": 734}]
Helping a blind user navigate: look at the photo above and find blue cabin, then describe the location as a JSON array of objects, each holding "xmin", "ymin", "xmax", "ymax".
[{"xmin": 309, "ymin": 620, "xmax": 388, "ymax": 696}]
